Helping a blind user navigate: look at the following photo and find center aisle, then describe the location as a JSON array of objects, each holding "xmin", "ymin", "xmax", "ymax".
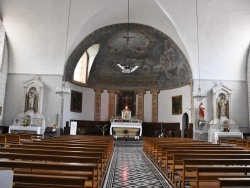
[{"xmin": 102, "ymin": 146, "xmax": 172, "ymax": 188}]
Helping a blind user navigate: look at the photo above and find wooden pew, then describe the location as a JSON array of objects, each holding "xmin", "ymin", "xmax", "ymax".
[
  {"xmin": 9, "ymin": 144, "xmax": 110, "ymax": 170},
  {"xmin": 19, "ymin": 142, "xmax": 113, "ymax": 161},
  {"xmin": 13, "ymin": 174, "xmax": 87, "ymax": 188},
  {"xmin": 180, "ymin": 158, "xmax": 250, "ymax": 188},
  {"xmin": 218, "ymin": 177, "xmax": 250, "ymax": 188},
  {"xmin": 0, "ymin": 133, "xmax": 42, "ymax": 148},
  {"xmin": 0, "ymin": 160, "xmax": 97, "ymax": 188},
  {"xmin": 189, "ymin": 166, "xmax": 250, "ymax": 188},
  {"xmin": 156, "ymin": 144, "xmax": 237, "ymax": 168},
  {"xmin": 159, "ymin": 146, "xmax": 242, "ymax": 175},
  {"xmin": 169, "ymin": 153, "xmax": 250, "ymax": 185},
  {"xmin": 162, "ymin": 149, "xmax": 250, "ymax": 176},
  {"xmin": 0, "ymin": 152, "xmax": 103, "ymax": 182},
  {"xmin": 0, "ymin": 134, "xmax": 7, "ymax": 147}
]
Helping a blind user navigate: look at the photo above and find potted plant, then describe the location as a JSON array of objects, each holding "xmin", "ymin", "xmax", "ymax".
[{"xmin": 95, "ymin": 124, "xmax": 108, "ymax": 136}]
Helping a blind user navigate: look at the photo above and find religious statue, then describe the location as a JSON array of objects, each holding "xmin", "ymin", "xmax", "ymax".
[
  {"xmin": 25, "ymin": 88, "xmax": 38, "ymax": 112},
  {"xmin": 219, "ymin": 95, "xmax": 227, "ymax": 118},
  {"xmin": 199, "ymin": 102, "xmax": 205, "ymax": 120},
  {"xmin": 28, "ymin": 89, "xmax": 35, "ymax": 109}
]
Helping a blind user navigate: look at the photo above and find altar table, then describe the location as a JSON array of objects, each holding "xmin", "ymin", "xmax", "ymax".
[
  {"xmin": 213, "ymin": 131, "xmax": 243, "ymax": 144},
  {"xmin": 110, "ymin": 122, "xmax": 142, "ymax": 136},
  {"xmin": 9, "ymin": 126, "xmax": 42, "ymax": 134}
]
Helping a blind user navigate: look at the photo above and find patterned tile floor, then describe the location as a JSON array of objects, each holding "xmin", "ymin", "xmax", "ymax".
[{"xmin": 102, "ymin": 147, "xmax": 173, "ymax": 188}]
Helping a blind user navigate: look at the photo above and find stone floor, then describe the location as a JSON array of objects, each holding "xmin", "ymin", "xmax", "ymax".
[{"xmin": 102, "ymin": 143, "xmax": 172, "ymax": 188}]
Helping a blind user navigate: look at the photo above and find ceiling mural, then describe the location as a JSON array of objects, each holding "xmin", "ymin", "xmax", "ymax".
[{"xmin": 64, "ymin": 23, "xmax": 192, "ymax": 90}]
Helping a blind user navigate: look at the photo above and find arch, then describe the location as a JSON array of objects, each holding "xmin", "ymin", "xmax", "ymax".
[
  {"xmin": 182, "ymin": 113, "xmax": 189, "ymax": 138},
  {"xmin": 64, "ymin": 23, "xmax": 192, "ymax": 90}
]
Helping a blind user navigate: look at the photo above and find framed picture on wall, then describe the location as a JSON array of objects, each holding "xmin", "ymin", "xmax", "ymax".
[
  {"xmin": 172, "ymin": 95, "xmax": 182, "ymax": 115},
  {"xmin": 70, "ymin": 90, "xmax": 82, "ymax": 112}
]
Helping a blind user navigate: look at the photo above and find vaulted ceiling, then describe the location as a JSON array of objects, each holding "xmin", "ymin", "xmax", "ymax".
[
  {"xmin": 0, "ymin": 0, "xmax": 249, "ymax": 90},
  {"xmin": 65, "ymin": 23, "xmax": 192, "ymax": 90}
]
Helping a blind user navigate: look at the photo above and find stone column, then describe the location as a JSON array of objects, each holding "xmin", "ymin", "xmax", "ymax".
[
  {"xmin": 136, "ymin": 90, "xmax": 146, "ymax": 121},
  {"xmin": 108, "ymin": 89, "xmax": 116, "ymax": 119},
  {"xmin": 94, "ymin": 88, "xmax": 103, "ymax": 121},
  {"xmin": 150, "ymin": 89, "xmax": 160, "ymax": 122}
]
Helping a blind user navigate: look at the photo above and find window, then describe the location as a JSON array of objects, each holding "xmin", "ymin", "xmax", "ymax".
[{"xmin": 73, "ymin": 44, "xmax": 100, "ymax": 84}]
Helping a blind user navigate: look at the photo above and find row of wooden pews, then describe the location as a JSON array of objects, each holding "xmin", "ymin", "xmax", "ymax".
[
  {"xmin": 219, "ymin": 137, "xmax": 250, "ymax": 150},
  {"xmin": 0, "ymin": 134, "xmax": 114, "ymax": 188},
  {"xmin": 143, "ymin": 137, "xmax": 250, "ymax": 188},
  {"xmin": 0, "ymin": 133, "xmax": 43, "ymax": 148}
]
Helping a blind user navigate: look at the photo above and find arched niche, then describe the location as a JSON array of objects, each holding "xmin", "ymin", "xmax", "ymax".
[
  {"xmin": 211, "ymin": 83, "xmax": 232, "ymax": 124},
  {"xmin": 22, "ymin": 75, "xmax": 44, "ymax": 114}
]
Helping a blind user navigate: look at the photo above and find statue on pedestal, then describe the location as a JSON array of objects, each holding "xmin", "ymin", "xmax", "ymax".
[
  {"xmin": 218, "ymin": 95, "xmax": 228, "ymax": 119},
  {"xmin": 25, "ymin": 88, "xmax": 38, "ymax": 112},
  {"xmin": 199, "ymin": 102, "xmax": 205, "ymax": 120}
]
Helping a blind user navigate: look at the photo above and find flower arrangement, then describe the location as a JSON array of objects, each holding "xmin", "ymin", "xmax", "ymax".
[
  {"xmin": 22, "ymin": 119, "xmax": 30, "ymax": 127},
  {"xmin": 223, "ymin": 127, "xmax": 230, "ymax": 132}
]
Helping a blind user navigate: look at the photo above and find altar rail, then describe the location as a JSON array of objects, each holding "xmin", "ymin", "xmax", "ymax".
[{"xmin": 68, "ymin": 120, "xmax": 181, "ymax": 137}]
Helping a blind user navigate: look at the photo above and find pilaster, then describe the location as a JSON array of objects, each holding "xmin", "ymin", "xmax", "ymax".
[
  {"xmin": 108, "ymin": 89, "xmax": 116, "ymax": 119},
  {"xmin": 150, "ymin": 89, "xmax": 160, "ymax": 122},
  {"xmin": 136, "ymin": 90, "xmax": 146, "ymax": 121},
  {"xmin": 94, "ymin": 88, "xmax": 103, "ymax": 121}
]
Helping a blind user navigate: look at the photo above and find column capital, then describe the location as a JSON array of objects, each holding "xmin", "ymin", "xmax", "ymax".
[
  {"xmin": 135, "ymin": 90, "xmax": 146, "ymax": 95},
  {"xmin": 94, "ymin": 87, "xmax": 103, "ymax": 93},
  {"xmin": 150, "ymin": 89, "xmax": 160, "ymax": 94},
  {"xmin": 107, "ymin": 89, "xmax": 116, "ymax": 94},
  {"xmin": 189, "ymin": 79, "xmax": 194, "ymax": 87}
]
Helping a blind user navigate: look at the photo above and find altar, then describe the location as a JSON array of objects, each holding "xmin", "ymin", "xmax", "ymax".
[
  {"xmin": 8, "ymin": 76, "xmax": 46, "ymax": 135},
  {"xmin": 213, "ymin": 131, "xmax": 243, "ymax": 144},
  {"xmin": 110, "ymin": 121, "xmax": 142, "ymax": 136},
  {"xmin": 110, "ymin": 110, "xmax": 142, "ymax": 138},
  {"xmin": 207, "ymin": 84, "xmax": 243, "ymax": 143},
  {"xmin": 9, "ymin": 126, "xmax": 42, "ymax": 134}
]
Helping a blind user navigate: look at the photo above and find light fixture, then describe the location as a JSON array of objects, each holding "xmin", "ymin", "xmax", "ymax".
[
  {"xmin": 116, "ymin": 0, "xmax": 139, "ymax": 73},
  {"xmin": 117, "ymin": 64, "xmax": 139, "ymax": 73},
  {"xmin": 55, "ymin": 0, "xmax": 71, "ymax": 97},
  {"xmin": 193, "ymin": 0, "xmax": 207, "ymax": 101},
  {"xmin": 55, "ymin": 0, "xmax": 72, "ymax": 129},
  {"xmin": 55, "ymin": 81, "xmax": 70, "ymax": 98}
]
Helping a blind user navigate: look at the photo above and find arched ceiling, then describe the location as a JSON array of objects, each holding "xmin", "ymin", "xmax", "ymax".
[
  {"xmin": 65, "ymin": 23, "xmax": 192, "ymax": 90},
  {"xmin": 0, "ymin": 0, "xmax": 249, "ymax": 83}
]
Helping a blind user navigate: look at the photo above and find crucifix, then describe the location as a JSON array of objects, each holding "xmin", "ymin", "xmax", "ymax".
[{"xmin": 122, "ymin": 95, "xmax": 133, "ymax": 110}]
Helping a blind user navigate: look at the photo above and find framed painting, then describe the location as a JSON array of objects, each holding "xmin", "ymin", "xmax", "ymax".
[
  {"xmin": 172, "ymin": 95, "xmax": 182, "ymax": 115},
  {"xmin": 70, "ymin": 90, "xmax": 82, "ymax": 112}
]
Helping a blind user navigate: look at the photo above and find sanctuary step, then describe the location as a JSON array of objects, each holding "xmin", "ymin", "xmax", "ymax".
[{"xmin": 114, "ymin": 140, "xmax": 143, "ymax": 147}]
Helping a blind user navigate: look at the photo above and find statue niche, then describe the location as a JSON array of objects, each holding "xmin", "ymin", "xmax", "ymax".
[
  {"xmin": 25, "ymin": 88, "xmax": 39, "ymax": 112},
  {"xmin": 217, "ymin": 93, "xmax": 229, "ymax": 120}
]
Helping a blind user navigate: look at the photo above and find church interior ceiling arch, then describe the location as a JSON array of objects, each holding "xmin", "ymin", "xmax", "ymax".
[{"xmin": 64, "ymin": 23, "xmax": 192, "ymax": 90}]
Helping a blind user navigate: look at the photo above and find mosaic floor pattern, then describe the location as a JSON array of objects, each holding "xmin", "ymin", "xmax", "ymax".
[{"xmin": 103, "ymin": 147, "xmax": 172, "ymax": 188}]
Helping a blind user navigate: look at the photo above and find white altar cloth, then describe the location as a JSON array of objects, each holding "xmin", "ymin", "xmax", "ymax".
[
  {"xmin": 9, "ymin": 126, "xmax": 41, "ymax": 134},
  {"xmin": 213, "ymin": 131, "xmax": 243, "ymax": 144},
  {"xmin": 110, "ymin": 122, "xmax": 142, "ymax": 136}
]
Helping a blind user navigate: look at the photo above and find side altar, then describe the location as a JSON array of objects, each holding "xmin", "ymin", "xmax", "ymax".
[
  {"xmin": 208, "ymin": 84, "xmax": 243, "ymax": 143},
  {"xmin": 8, "ymin": 76, "xmax": 46, "ymax": 135},
  {"xmin": 110, "ymin": 109, "xmax": 142, "ymax": 139},
  {"xmin": 9, "ymin": 112, "xmax": 45, "ymax": 134}
]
